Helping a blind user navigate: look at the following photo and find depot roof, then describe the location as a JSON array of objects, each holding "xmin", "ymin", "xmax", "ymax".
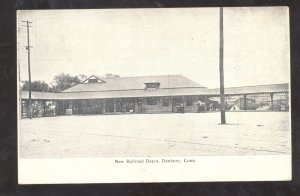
[
  {"xmin": 62, "ymin": 75, "xmax": 205, "ymax": 93},
  {"xmin": 20, "ymin": 75, "xmax": 289, "ymax": 100}
]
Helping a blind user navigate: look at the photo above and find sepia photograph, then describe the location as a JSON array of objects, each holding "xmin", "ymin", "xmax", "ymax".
[{"xmin": 17, "ymin": 7, "xmax": 291, "ymax": 183}]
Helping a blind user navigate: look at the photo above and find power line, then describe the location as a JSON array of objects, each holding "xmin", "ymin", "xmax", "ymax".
[
  {"xmin": 22, "ymin": 20, "xmax": 33, "ymax": 119},
  {"xmin": 18, "ymin": 60, "xmax": 21, "ymax": 119}
]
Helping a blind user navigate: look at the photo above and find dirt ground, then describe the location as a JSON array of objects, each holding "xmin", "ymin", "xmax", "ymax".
[{"xmin": 19, "ymin": 112, "xmax": 290, "ymax": 158}]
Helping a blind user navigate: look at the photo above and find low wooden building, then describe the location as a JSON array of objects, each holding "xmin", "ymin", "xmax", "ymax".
[
  {"xmin": 20, "ymin": 75, "xmax": 212, "ymax": 117},
  {"xmin": 19, "ymin": 75, "xmax": 289, "ymax": 118}
]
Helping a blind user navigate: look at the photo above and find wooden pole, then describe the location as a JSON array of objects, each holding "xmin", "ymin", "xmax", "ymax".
[
  {"xmin": 22, "ymin": 20, "xmax": 33, "ymax": 119},
  {"xmin": 113, "ymin": 99, "xmax": 116, "ymax": 113},
  {"xmin": 219, "ymin": 7, "xmax": 226, "ymax": 124},
  {"xmin": 43, "ymin": 100, "xmax": 46, "ymax": 117},
  {"xmin": 205, "ymin": 96, "xmax": 209, "ymax": 111},
  {"xmin": 270, "ymin": 93, "xmax": 274, "ymax": 111},
  {"xmin": 243, "ymin": 94, "xmax": 247, "ymax": 110},
  {"xmin": 102, "ymin": 99, "xmax": 106, "ymax": 114},
  {"xmin": 27, "ymin": 21, "xmax": 32, "ymax": 119}
]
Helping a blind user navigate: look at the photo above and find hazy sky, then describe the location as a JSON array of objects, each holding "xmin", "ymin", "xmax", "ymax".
[{"xmin": 17, "ymin": 7, "xmax": 290, "ymax": 88}]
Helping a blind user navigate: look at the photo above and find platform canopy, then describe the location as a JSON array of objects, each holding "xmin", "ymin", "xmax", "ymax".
[{"xmin": 20, "ymin": 83, "xmax": 289, "ymax": 100}]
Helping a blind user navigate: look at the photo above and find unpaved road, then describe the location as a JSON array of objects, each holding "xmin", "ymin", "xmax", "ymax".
[{"xmin": 19, "ymin": 112, "xmax": 290, "ymax": 158}]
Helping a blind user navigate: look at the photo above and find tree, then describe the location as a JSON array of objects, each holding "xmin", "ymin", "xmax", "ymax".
[
  {"xmin": 50, "ymin": 73, "xmax": 86, "ymax": 92},
  {"xmin": 21, "ymin": 80, "xmax": 49, "ymax": 92},
  {"xmin": 78, "ymin": 74, "xmax": 88, "ymax": 81}
]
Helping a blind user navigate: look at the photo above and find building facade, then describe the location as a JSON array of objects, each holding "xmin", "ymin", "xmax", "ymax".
[{"xmin": 19, "ymin": 75, "xmax": 289, "ymax": 118}]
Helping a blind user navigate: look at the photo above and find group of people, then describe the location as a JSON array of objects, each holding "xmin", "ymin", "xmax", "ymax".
[
  {"xmin": 31, "ymin": 101, "xmax": 56, "ymax": 118},
  {"xmin": 196, "ymin": 100, "xmax": 219, "ymax": 112},
  {"xmin": 117, "ymin": 101, "xmax": 135, "ymax": 113},
  {"xmin": 196, "ymin": 100, "xmax": 206, "ymax": 112}
]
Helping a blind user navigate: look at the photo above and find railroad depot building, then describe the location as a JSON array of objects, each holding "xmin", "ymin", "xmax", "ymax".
[{"xmin": 20, "ymin": 74, "xmax": 289, "ymax": 118}]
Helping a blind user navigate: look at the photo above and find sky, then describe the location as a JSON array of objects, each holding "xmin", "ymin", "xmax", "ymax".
[{"xmin": 17, "ymin": 7, "xmax": 290, "ymax": 88}]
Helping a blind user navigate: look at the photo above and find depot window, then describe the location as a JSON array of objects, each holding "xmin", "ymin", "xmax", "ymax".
[{"xmin": 144, "ymin": 82, "xmax": 160, "ymax": 90}]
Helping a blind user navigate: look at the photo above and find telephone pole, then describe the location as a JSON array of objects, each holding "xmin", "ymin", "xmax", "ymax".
[
  {"xmin": 22, "ymin": 20, "xmax": 33, "ymax": 119},
  {"xmin": 219, "ymin": 7, "xmax": 226, "ymax": 124},
  {"xmin": 18, "ymin": 60, "xmax": 21, "ymax": 119}
]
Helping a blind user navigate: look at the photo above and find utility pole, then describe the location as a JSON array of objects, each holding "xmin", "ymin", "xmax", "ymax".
[
  {"xmin": 22, "ymin": 20, "xmax": 33, "ymax": 119},
  {"xmin": 219, "ymin": 7, "xmax": 226, "ymax": 124},
  {"xmin": 18, "ymin": 60, "xmax": 21, "ymax": 119}
]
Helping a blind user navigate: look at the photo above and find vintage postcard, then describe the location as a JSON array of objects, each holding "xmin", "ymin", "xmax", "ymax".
[{"xmin": 17, "ymin": 7, "xmax": 291, "ymax": 183}]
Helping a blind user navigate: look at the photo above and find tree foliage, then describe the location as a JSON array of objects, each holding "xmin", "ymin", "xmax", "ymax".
[
  {"xmin": 49, "ymin": 73, "xmax": 86, "ymax": 92},
  {"xmin": 78, "ymin": 74, "xmax": 88, "ymax": 81},
  {"xmin": 21, "ymin": 80, "xmax": 49, "ymax": 92},
  {"xmin": 21, "ymin": 73, "xmax": 88, "ymax": 92}
]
